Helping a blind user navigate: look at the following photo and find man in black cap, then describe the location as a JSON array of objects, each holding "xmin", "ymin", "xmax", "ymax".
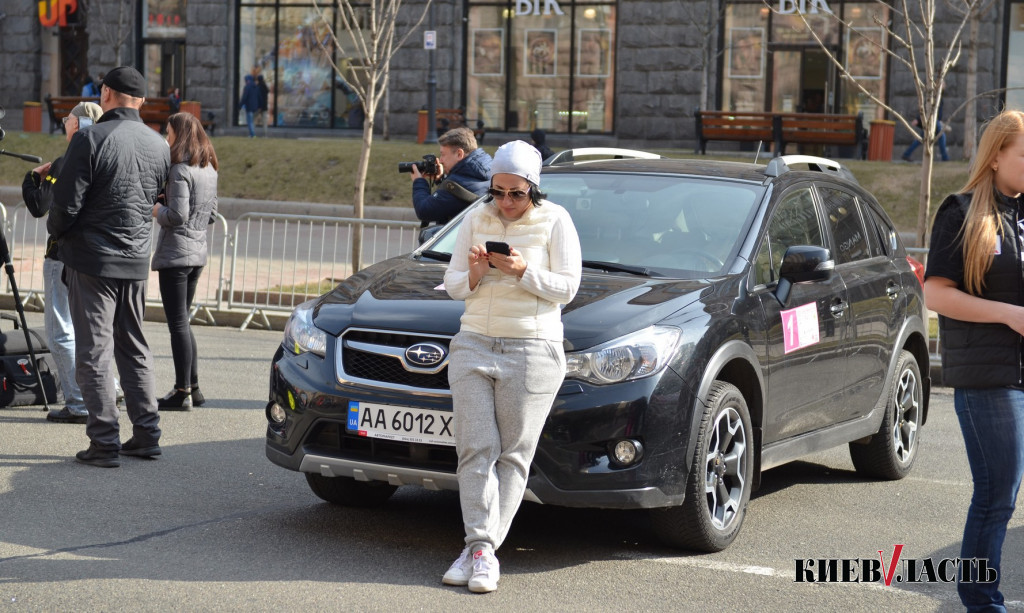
[{"xmin": 48, "ymin": 66, "xmax": 170, "ymax": 468}]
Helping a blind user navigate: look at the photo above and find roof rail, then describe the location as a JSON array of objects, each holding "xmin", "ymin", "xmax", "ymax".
[
  {"xmin": 545, "ymin": 147, "xmax": 662, "ymax": 165},
  {"xmin": 763, "ymin": 155, "xmax": 857, "ymax": 183}
]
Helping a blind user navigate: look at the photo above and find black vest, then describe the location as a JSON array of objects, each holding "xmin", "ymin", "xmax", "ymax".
[{"xmin": 939, "ymin": 192, "xmax": 1024, "ymax": 388}]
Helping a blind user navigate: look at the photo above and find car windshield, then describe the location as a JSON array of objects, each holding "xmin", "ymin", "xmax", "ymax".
[{"xmin": 425, "ymin": 173, "xmax": 763, "ymax": 278}]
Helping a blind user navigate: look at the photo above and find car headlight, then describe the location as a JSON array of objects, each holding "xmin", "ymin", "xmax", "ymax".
[
  {"xmin": 565, "ymin": 326, "xmax": 682, "ymax": 385},
  {"xmin": 282, "ymin": 301, "xmax": 327, "ymax": 357}
]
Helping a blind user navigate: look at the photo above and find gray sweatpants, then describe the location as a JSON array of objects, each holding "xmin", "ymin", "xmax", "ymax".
[
  {"xmin": 66, "ymin": 268, "xmax": 160, "ymax": 450},
  {"xmin": 448, "ymin": 330, "xmax": 565, "ymax": 551}
]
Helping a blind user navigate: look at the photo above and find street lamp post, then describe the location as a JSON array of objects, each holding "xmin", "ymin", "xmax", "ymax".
[{"xmin": 425, "ymin": 3, "xmax": 437, "ymax": 143}]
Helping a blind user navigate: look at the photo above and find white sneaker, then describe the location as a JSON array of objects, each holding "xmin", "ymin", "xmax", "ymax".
[
  {"xmin": 467, "ymin": 548, "xmax": 500, "ymax": 593},
  {"xmin": 441, "ymin": 547, "xmax": 473, "ymax": 586}
]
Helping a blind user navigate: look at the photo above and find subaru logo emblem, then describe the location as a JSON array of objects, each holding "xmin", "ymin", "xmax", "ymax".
[{"xmin": 405, "ymin": 343, "xmax": 446, "ymax": 368}]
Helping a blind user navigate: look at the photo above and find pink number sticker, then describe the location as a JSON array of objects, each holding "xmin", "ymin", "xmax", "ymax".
[{"xmin": 781, "ymin": 302, "xmax": 820, "ymax": 354}]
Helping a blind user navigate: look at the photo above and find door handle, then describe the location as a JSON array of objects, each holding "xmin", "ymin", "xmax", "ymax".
[
  {"xmin": 830, "ymin": 300, "xmax": 848, "ymax": 317},
  {"xmin": 886, "ymin": 283, "xmax": 899, "ymax": 299}
]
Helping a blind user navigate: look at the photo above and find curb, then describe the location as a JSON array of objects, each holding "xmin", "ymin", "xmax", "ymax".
[{"xmin": 0, "ymin": 293, "xmax": 292, "ymax": 332}]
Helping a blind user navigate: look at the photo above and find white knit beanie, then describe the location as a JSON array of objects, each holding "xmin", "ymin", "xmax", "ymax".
[
  {"xmin": 490, "ymin": 140, "xmax": 542, "ymax": 186},
  {"xmin": 71, "ymin": 102, "xmax": 103, "ymax": 124}
]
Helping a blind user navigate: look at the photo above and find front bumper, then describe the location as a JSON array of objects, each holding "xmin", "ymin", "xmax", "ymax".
[{"xmin": 266, "ymin": 344, "xmax": 695, "ymax": 510}]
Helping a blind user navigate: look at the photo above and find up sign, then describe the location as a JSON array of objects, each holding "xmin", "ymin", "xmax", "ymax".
[
  {"xmin": 516, "ymin": 0, "xmax": 566, "ymax": 16},
  {"xmin": 39, "ymin": 0, "xmax": 78, "ymax": 27},
  {"xmin": 777, "ymin": 0, "xmax": 833, "ymax": 14}
]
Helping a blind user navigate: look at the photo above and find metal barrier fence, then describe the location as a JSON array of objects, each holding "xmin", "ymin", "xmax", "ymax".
[
  {"xmin": 227, "ymin": 212, "xmax": 421, "ymax": 329},
  {"xmin": 0, "ymin": 202, "xmax": 422, "ymax": 330}
]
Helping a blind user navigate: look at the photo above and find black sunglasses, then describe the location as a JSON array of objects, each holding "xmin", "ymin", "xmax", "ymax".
[{"xmin": 487, "ymin": 188, "xmax": 530, "ymax": 202}]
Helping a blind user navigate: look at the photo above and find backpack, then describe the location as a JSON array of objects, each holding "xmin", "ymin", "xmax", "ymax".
[{"xmin": 0, "ymin": 314, "xmax": 62, "ymax": 407}]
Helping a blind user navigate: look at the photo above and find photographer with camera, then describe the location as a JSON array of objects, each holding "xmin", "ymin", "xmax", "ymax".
[{"xmin": 406, "ymin": 126, "xmax": 492, "ymax": 229}]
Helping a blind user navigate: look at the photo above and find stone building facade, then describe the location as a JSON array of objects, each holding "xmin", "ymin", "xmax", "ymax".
[{"xmin": 0, "ymin": 0, "xmax": 1016, "ymax": 156}]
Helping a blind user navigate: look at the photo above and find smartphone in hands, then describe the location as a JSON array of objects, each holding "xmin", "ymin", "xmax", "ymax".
[
  {"xmin": 485, "ymin": 241, "xmax": 510, "ymax": 268},
  {"xmin": 485, "ymin": 241, "xmax": 511, "ymax": 256}
]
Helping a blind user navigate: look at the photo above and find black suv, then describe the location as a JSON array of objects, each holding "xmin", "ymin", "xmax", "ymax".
[{"xmin": 265, "ymin": 151, "xmax": 930, "ymax": 552}]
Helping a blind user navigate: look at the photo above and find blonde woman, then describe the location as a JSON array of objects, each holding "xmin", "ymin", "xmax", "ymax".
[{"xmin": 924, "ymin": 109, "xmax": 1024, "ymax": 612}]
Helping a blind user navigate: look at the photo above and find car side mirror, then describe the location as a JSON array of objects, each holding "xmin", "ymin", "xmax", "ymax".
[{"xmin": 775, "ymin": 245, "xmax": 833, "ymax": 304}]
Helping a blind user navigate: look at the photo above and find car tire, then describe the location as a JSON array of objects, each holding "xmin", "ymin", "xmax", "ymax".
[
  {"xmin": 849, "ymin": 349, "xmax": 922, "ymax": 480},
  {"xmin": 305, "ymin": 473, "xmax": 398, "ymax": 507},
  {"xmin": 650, "ymin": 380, "xmax": 753, "ymax": 552}
]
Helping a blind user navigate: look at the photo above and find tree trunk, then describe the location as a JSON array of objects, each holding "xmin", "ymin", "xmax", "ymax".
[
  {"xmin": 352, "ymin": 117, "xmax": 374, "ymax": 272},
  {"xmin": 916, "ymin": 144, "xmax": 936, "ymax": 248},
  {"xmin": 962, "ymin": 14, "xmax": 980, "ymax": 160}
]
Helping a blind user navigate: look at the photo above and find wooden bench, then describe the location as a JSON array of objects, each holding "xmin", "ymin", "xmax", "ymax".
[
  {"xmin": 45, "ymin": 94, "xmax": 215, "ymax": 135},
  {"xmin": 773, "ymin": 112, "xmax": 865, "ymax": 157},
  {"xmin": 695, "ymin": 109, "xmax": 866, "ymax": 158},
  {"xmin": 694, "ymin": 110, "xmax": 774, "ymax": 155}
]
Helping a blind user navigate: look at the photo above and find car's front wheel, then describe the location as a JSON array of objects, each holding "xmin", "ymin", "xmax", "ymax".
[
  {"xmin": 305, "ymin": 473, "xmax": 398, "ymax": 507},
  {"xmin": 651, "ymin": 381, "xmax": 753, "ymax": 552},
  {"xmin": 849, "ymin": 349, "xmax": 922, "ymax": 480}
]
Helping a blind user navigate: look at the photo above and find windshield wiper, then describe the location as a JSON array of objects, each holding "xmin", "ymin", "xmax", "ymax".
[
  {"xmin": 418, "ymin": 250, "xmax": 452, "ymax": 262},
  {"xmin": 581, "ymin": 260, "xmax": 654, "ymax": 276}
]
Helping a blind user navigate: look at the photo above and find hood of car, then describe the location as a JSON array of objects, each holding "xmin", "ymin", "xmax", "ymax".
[{"xmin": 312, "ymin": 256, "xmax": 711, "ymax": 349}]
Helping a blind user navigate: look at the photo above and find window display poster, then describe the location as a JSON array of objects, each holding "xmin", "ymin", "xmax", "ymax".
[
  {"xmin": 525, "ymin": 29, "xmax": 557, "ymax": 76},
  {"xmin": 728, "ymin": 27, "xmax": 764, "ymax": 79},
  {"xmin": 472, "ymin": 28, "xmax": 504, "ymax": 76},
  {"xmin": 577, "ymin": 29, "xmax": 610, "ymax": 77},
  {"xmin": 846, "ymin": 27, "xmax": 883, "ymax": 79}
]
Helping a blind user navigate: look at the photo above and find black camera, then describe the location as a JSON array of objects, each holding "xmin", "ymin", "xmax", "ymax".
[{"xmin": 398, "ymin": 154, "xmax": 440, "ymax": 175}]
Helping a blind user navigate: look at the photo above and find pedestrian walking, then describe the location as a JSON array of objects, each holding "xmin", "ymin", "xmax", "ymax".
[{"xmin": 239, "ymin": 74, "xmax": 260, "ymax": 138}]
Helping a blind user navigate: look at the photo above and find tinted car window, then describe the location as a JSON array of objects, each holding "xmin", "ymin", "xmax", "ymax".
[
  {"xmin": 754, "ymin": 187, "xmax": 822, "ymax": 285},
  {"xmin": 864, "ymin": 202, "xmax": 898, "ymax": 257},
  {"xmin": 820, "ymin": 186, "xmax": 869, "ymax": 264},
  {"xmin": 429, "ymin": 174, "xmax": 763, "ymax": 278}
]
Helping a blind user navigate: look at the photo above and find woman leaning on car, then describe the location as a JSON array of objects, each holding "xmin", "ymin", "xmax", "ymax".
[
  {"xmin": 440, "ymin": 140, "xmax": 582, "ymax": 593},
  {"xmin": 923, "ymin": 108, "xmax": 1024, "ymax": 613}
]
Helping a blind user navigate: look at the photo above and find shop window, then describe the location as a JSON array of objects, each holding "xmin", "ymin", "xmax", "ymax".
[
  {"xmin": 1008, "ymin": 3, "xmax": 1024, "ymax": 110},
  {"xmin": 840, "ymin": 3, "xmax": 888, "ymax": 119},
  {"xmin": 238, "ymin": 2, "xmax": 367, "ymax": 130},
  {"xmin": 141, "ymin": 0, "xmax": 187, "ymax": 99},
  {"xmin": 723, "ymin": 4, "xmax": 768, "ymax": 112},
  {"xmin": 466, "ymin": 0, "xmax": 616, "ymax": 134}
]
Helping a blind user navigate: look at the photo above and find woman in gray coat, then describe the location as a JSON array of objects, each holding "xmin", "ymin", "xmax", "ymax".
[{"xmin": 151, "ymin": 112, "xmax": 219, "ymax": 410}]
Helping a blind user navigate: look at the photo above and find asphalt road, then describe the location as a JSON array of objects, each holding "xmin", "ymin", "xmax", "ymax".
[{"xmin": 0, "ymin": 315, "xmax": 1021, "ymax": 611}]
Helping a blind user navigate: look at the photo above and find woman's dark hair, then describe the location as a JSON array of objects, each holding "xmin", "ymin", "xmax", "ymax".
[{"xmin": 167, "ymin": 112, "xmax": 219, "ymax": 170}]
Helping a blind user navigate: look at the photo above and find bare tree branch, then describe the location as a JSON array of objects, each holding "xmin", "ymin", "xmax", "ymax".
[
  {"xmin": 768, "ymin": 0, "xmax": 983, "ymax": 245},
  {"xmin": 311, "ymin": 0, "xmax": 432, "ymax": 271}
]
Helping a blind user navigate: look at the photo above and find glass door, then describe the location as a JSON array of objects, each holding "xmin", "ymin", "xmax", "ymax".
[{"xmin": 771, "ymin": 48, "xmax": 833, "ymax": 113}]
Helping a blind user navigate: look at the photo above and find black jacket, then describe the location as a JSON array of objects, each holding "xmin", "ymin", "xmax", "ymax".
[
  {"xmin": 930, "ymin": 192, "xmax": 1024, "ymax": 387},
  {"xmin": 48, "ymin": 107, "xmax": 171, "ymax": 280},
  {"xmin": 21, "ymin": 155, "xmax": 66, "ymax": 260}
]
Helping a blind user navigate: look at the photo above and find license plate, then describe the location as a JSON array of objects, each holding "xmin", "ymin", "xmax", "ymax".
[{"xmin": 347, "ymin": 401, "xmax": 455, "ymax": 446}]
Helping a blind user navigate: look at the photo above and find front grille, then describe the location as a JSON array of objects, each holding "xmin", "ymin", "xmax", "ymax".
[
  {"xmin": 339, "ymin": 328, "xmax": 452, "ymax": 391},
  {"xmin": 306, "ymin": 420, "xmax": 458, "ymax": 472}
]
